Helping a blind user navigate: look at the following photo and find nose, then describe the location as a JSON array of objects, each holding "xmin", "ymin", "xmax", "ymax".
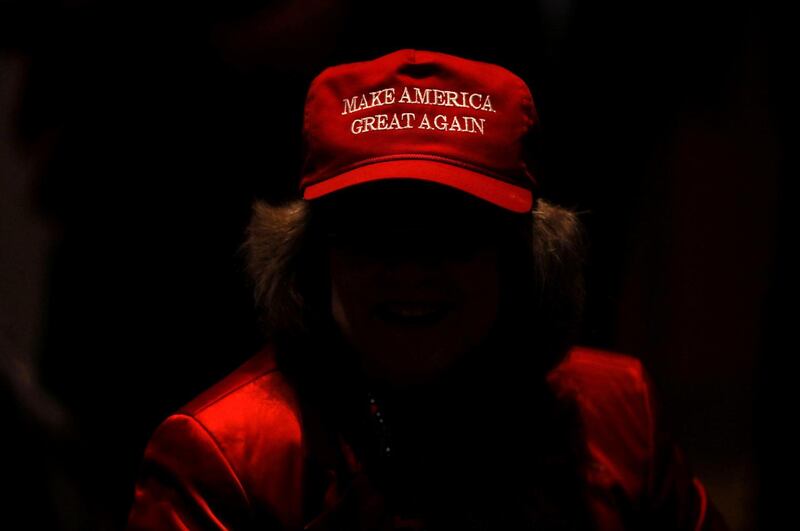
[
  {"xmin": 384, "ymin": 229, "xmax": 434, "ymax": 256},
  {"xmin": 373, "ymin": 228, "xmax": 473, "ymax": 265},
  {"xmin": 378, "ymin": 239, "xmax": 451, "ymax": 296},
  {"xmin": 326, "ymin": 219, "xmax": 488, "ymax": 263}
]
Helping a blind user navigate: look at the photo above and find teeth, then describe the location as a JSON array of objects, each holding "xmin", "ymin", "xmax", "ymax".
[
  {"xmin": 396, "ymin": 307, "xmax": 438, "ymax": 318},
  {"xmin": 382, "ymin": 303, "xmax": 448, "ymax": 319}
]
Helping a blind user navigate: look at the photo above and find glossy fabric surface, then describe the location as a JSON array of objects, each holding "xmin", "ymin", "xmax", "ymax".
[{"xmin": 126, "ymin": 343, "xmax": 729, "ymax": 530}]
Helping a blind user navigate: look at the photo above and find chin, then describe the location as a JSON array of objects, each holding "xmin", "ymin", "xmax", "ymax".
[{"xmin": 361, "ymin": 334, "xmax": 465, "ymax": 380}]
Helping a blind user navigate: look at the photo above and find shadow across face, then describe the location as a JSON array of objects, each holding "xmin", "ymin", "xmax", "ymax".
[
  {"xmin": 314, "ymin": 179, "xmax": 519, "ymax": 262},
  {"xmin": 317, "ymin": 179, "xmax": 523, "ymax": 388}
]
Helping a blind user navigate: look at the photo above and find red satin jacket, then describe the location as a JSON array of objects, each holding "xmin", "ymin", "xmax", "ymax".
[{"xmin": 126, "ymin": 343, "xmax": 730, "ymax": 530}]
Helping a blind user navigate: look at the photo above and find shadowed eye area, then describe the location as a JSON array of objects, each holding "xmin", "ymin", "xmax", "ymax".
[
  {"xmin": 326, "ymin": 221, "xmax": 496, "ymax": 261},
  {"xmin": 315, "ymin": 179, "xmax": 521, "ymax": 260}
]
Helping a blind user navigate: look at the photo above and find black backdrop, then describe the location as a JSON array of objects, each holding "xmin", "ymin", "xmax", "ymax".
[{"xmin": 0, "ymin": 1, "xmax": 789, "ymax": 529}]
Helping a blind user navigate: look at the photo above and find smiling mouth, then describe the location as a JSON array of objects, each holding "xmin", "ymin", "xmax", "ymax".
[{"xmin": 374, "ymin": 302, "xmax": 454, "ymax": 326}]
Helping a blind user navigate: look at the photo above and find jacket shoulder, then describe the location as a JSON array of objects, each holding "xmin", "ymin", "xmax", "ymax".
[
  {"xmin": 547, "ymin": 346, "xmax": 652, "ymax": 414},
  {"xmin": 547, "ymin": 345, "xmax": 653, "ymax": 499},
  {"xmin": 180, "ymin": 342, "xmax": 282, "ymax": 415},
  {"xmin": 548, "ymin": 346, "xmax": 730, "ymax": 530},
  {"xmin": 128, "ymin": 343, "xmax": 306, "ymax": 529},
  {"xmin": 548, "ymin": 345, "xmax": 642, "ymax": 384},
  {"xmin": 176, "ymin": 342, "xmax": 306, "ymax": 527},
  {"xmin": 177, "ymin": 341, "xmax": 305, "ymax": 463},
  {"xmin": 547, "ymin": 345, "xmax": 651, "ymax": 402}
]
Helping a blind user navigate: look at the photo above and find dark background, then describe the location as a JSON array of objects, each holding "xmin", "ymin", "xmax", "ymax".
[{"xmin": 0, "ymin": 1, "xmax": 789, "ymax": 529}]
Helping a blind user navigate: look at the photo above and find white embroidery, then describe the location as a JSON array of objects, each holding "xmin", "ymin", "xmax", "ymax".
[
  {"xmin": 349, "ymin": 112, "xmax": 486, "ymax": 135},
  {"xmin": 350, "ymin": 112, "xmax": 415, "ymax": 134},
  {"xmin": 342, "ymin": 88, "xmax": 396, "ymax": 115},
  {"xmin": 395, "ymin": 86, "xmax": 495, "ymax": 112},
  {"xmin": 342, "ymin": 85, "xmax": 495, "ymax": 136}
]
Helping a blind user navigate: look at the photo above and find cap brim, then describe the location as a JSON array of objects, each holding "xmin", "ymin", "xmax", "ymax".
[{"xmin": 302, "ymin": 159, "xmax": 533, "ymax": 213}]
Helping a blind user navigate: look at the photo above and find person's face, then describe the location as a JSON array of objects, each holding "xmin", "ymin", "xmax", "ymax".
[{"xmin": 320, "ymin": 180, "xmax": 509, "ymax": 390}]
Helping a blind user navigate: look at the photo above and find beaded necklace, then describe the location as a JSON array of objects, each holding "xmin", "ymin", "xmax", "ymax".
[{"xmin": 367, "ymin": 389, "xmax": 394, "ymax": 459}]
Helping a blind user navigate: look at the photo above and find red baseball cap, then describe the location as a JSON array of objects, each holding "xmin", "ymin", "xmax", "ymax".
[{"xmin": 298, "ymin": 48, "xmax": 540, "ymax": 213}]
